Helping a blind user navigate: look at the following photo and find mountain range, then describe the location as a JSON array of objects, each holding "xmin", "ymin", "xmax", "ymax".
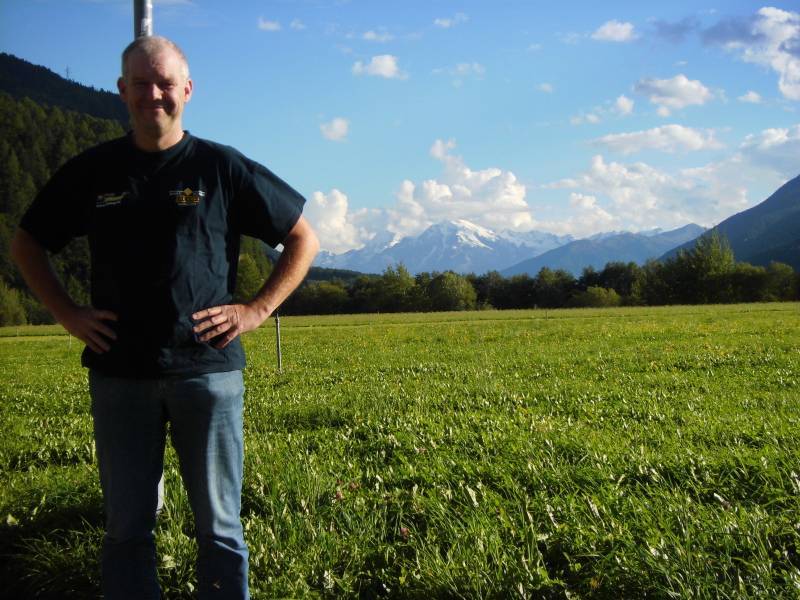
[
  {"xmin": 315, "ymin": 220, "xmax": 709, "ymax": 276},
  {"xmin": 314, "ymin": 220, "xmax": 573, "ymax": 275},
  {"xmin": 663, "ymin": 174, "xmax": 800, "ymax": 271},
  {"xmin": 503, "ymin": 224, "xmax": 706, "ymax": 277}
]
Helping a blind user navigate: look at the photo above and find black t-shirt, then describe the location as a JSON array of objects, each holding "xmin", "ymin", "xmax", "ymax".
[{"xmin": 20, "ymin": 132, "xmax": 304, "ymax": 377}]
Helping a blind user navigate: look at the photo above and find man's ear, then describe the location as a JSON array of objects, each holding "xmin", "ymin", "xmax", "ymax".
[
  {"xmin": 184, "ymin": 78, "xmax": 193, "ymax": 103},
  {"xmin": 117, "ymin": 77, "xmax": 127, "ymax": 100}
]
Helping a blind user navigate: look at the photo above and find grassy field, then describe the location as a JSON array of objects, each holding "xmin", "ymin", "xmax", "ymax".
[{"xmin": 1, "ymin": 303, "xmax": 799, "ymax": 599}]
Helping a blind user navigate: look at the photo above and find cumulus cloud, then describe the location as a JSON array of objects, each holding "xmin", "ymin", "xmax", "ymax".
[
  {"xmin": 592, "ymin": 125, "xmax": 723, "ymax": 155},
  {"xmin": 363, "ymin": 29, "xmax": 393, "ymax": 42},
  {"xmin": 615, "ymin": 94, "xmax": 634, "ymax": 115},
  {"xmin": 545, "ymin": 154, "xmax": 745, "ymax": 230},
  {"xmin": 570, "ymin": 112, "xmax": 601, "ymax": 125},
  {"xmin": 385, "ymin": 140, "xmax": 535, "ymax": 238},
  {"xmin": 740, "ymin": 124, "xmax": 800, "ymax": 178},
  {"xmin": 434, "ymin": 62, "xmax": 486, "ymax": 85},
  {"xmin": 537, "ymin": 83, "xmax": 554, "ymax": 93},
  {"xmin": 352, "ymin": 55, "xmax": 407, "ymax": 79},
  {"xmin": 738, "ymin": 90, "xmax": 762, "ymax": 103},
  {"xmin": 257, "ymin": 17, "xmax": 280, "ymax": 31},
  {"xmin": 320, "ymin": 117, "xmax": 349, "ymax": 142},
  {"xmin": 704, "ymin": 7, "xmax": 800, "ymax": 100},
  {"xmin": 434, "ymin": 13, "xmax": 468, "ymax": 29},
  {"xmin": 592, "ymin": 20, "xmax": 638, "ymax": 42},
  {"xmin": 304, "ymin": 190, "xmax": 373, "ymax": 254},
  {"xmin": 634, "ymin": 74, "xmax": 713, "ymax": 116}
]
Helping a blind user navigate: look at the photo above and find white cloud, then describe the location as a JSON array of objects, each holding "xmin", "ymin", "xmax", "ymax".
[
  {"xmin": 537, "ymin": 83, "xmax": 554, "ymax": 93},
  {"xmin": 738, "ymin": 90, "xmax": 762, "ymax": 103},
  {"xmin": 591, "ymin": 20, "xmax": 638, "ymax": 42},
  {"xmin": 433, "ymin": 62, "xmax": 485, "ymax": 86},
  {"xmin": 563, "ymin": 193, "xmax": 618, "ymax": 234},
  {"xmin": 363, "ymin": 30, "xmax": 393, "ymax": 42},
  {"xmin": 434, "ymin": 13, "xmax": 468, "ymax": 29},
  {"xmin": 257, "ymin": 17, "xmax": 281, "ymax": 31},
  {"xmin": 290, "ymin": 19, "xmax": 306, "ymax": 31},
  {"xmin": 305, "ymin": 190, "xmax": 372, "ymax": 254},
  {"xmin": 592, "ymin": 125, "xmax": 723, "ymax": 155},
  {"xmin": 615, "ymin": 94, "xmax": 634, "ymax": 115},
  {"xmin": 320, "ymin": 117, "xmax": 350, "ymax": 142},
  {"xmin": 352, "ymin": 55, "xmax": 407, "ymax": 79},
  {"xmin": 546, "ymin": 155, "xmax": 735, "ymax": 230},
  {"xmin": 570, "ymin": 112, "xmax": 601, "ymax": 125},
  {"xmin": 634, "ymin": 74, "xmax": 713, "ymax": 116},
  {"xmin": 740, "ymin": 124, "xmax": 800, "ymax": 178},
  {"xmin": 708, "ymin": 7, "xmax": 800, "ymax": 101},
  {"xmin": 387, "ymin": 140, "xmax": 537, "ymax": 239}
]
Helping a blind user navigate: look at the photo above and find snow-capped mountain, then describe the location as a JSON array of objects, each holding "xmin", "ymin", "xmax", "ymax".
[
  {"xmin": 502, "ymin": 224, "xmax": 706, "ymax": 277},
  {"xmin": 314, "ymin": 219, "xmax": 573, "ymax": 274}
]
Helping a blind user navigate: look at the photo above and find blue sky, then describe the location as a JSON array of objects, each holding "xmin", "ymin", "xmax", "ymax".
[{"xmin": 1, "ymin": 1, "xmax": 799, "ymax": 252}]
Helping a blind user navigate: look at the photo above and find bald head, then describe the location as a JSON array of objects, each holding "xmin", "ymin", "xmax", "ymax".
[{"xmin": 121, "ymin": 36, "xmax": 190, "ymax": 83}]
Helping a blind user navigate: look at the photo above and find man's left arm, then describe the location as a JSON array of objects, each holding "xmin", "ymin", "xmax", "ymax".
[{"xmin": 192, "ymin": 215, "xmax": 319, "ymax": 349}]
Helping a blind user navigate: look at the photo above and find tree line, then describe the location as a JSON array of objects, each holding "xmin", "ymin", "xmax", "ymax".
[{"xmin": 274, "ymin": 232, "xmax": 798, "ymax": 316}]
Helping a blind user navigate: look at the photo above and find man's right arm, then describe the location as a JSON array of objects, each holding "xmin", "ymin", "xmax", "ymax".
[{"xmin": 11, "ymin": 228, "xmax": 117, "ymax": 353}]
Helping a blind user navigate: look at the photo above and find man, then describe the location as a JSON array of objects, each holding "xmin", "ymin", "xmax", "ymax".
[{"xmin": 11, "ymin": 36, "xmax": 319, "ymax": 599}]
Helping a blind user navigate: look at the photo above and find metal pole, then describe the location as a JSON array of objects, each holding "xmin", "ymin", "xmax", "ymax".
[
  {"xmin": 133, "ymin": 0, "xmax": 162, "ymax": 515},
  {"xmin": 134, "ymin": 0, "xmax": 153, "ymax": 38},
  {"xmin": 275, "ymin": 310, "xmax": 283, "ymax": 372}
]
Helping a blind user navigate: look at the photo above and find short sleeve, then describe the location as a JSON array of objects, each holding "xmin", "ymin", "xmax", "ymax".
[
  {"xmin": 234, "ymin": 157, "xmax": 305, "ymax": 248},
  {"xmin": 19, "ymin": 157, "xmax": 89, "ymax": 253}
]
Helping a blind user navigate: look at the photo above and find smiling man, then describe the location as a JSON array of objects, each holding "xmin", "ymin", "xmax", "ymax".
[{"xmin": 11, "ymin": 36, "xmax": 319, "ymax": 599}]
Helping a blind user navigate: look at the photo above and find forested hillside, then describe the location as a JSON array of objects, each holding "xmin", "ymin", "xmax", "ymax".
[
  {"xmin": 0, "ymin": 91, "xmax": 125, "ymax": 324},
  {"xmin": 0, "ymin": 53, "xmax": 128, "ymax": 126}
]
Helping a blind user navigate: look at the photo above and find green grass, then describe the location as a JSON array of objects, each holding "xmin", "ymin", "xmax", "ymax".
[{"xmin": 1, "ymin": 303, "xmax": 799, "ymax": 598}]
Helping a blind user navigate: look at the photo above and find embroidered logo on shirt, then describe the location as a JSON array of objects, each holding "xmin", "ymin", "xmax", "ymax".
[
  {"xmin": 96, "ymin": 192, "xmax": 128, "ymax": 208},
  {"xmin": 170, "ymin": 188, "xmax": 205, "ymax": 206}
]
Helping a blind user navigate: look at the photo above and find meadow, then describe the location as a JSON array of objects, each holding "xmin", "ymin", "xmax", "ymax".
[{"xmin": 1, "ymin": 303, "xmax": 799, "ymax": 599}]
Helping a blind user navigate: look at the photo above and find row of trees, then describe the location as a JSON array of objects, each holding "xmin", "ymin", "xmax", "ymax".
[
  {"xmin": 275, "ymin": 233, "xmax": 798, "ymax": 316},
  {"xmin": 0, "ymin": 92, "xmax": 125, "ymax": 325}
]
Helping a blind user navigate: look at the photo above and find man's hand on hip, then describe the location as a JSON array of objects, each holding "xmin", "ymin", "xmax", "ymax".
[
  {"xmin": 192, "ymin": 304, "xmax": 265, "ymax": 349},
  {"xmin": 60, "ymin": 306, "xmax": 118, "ymax": 354}
]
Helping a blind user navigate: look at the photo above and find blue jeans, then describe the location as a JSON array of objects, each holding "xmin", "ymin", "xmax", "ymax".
[{"xmin": 89, "ymin": 370, "xmax": 249, "ymax": 600}]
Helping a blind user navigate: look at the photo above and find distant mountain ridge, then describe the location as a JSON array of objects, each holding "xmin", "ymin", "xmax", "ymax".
[
  {"xmin": 315, "ymin": 219, "xmax": 573, "ymax": 274},
  {"xmin": 662, "ymin": 174, "xmax": 800, "ymax": 270},
  {"xmin": 502, "ymin": 224, "xmax": 707, "ymax": 277},
  {"xmin": 0, "ymin": 53, "xmax": 128, "ymax": 127}
]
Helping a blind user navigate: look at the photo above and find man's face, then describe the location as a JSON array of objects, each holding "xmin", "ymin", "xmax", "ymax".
[{"xmin": 118, "ymin": 47, "xmax": 192, "ymax": 145}]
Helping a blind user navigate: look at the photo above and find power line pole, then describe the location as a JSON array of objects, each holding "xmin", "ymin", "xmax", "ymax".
[
  {"xmin": 275, "ymin": 310, "xmax": 283, "ymax": 372},
  {"xmin": 134, "ymin": 0, "xmax": 153, "ymax": 38}
]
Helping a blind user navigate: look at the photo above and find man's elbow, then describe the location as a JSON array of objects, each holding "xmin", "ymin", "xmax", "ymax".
[
  {"xmin": 10, "ymin": 228, "xmax": 38, "ymax": 268},
  {"xmin": 288, "ymin": 216, "xmax": 320, "ymax": 259}
]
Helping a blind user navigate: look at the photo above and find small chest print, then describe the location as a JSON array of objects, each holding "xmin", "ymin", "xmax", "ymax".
[
  {"xmin": 96, "ymin": 192, "xmax": 128, "ymax": 208},
  {"xmin": 170, "ymin": 188, "xmax": 205, "ymax": 206}
]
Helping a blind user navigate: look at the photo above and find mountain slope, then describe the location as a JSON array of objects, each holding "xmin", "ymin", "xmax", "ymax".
[
  {"xmin": 0, "ymin": 53, "xmax": 128, "ymax": 126},
  {"xmin": 662, "ymin": 174, "xmax": 800, "ymax": 270},
  {"xmin": 315, "ymin": 220, "xmax": 573, "ymax": 274},
  {"xmin": 502, "ymin": 224, "xmax": 706, "ymax": 277}
]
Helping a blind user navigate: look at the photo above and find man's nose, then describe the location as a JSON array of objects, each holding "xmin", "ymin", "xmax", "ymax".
[{"xmin": 142, "ymin": 83, "xmax": 163, "ymax": 100}]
